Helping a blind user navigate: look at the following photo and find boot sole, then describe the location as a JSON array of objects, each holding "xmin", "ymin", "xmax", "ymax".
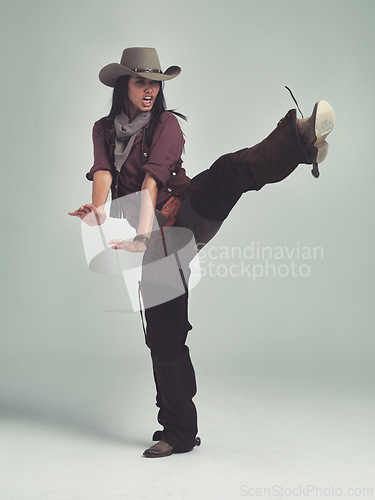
[
  {"xmin": 303, "ymin": 100, "xmax": 335, "ymax": 177},
  {"xmin": 313, "ymin": 100, "xmax": 335, "ymax": 147}
]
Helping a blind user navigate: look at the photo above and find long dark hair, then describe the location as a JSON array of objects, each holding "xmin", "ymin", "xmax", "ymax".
[{"xmin": 107, "ymin": 76, "xmax": 186, "ymax": 140}]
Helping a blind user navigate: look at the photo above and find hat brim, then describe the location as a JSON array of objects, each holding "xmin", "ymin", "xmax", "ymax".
[{"xmin": 99, "ymin": 63, "xmax": 181, "ymax": 87}]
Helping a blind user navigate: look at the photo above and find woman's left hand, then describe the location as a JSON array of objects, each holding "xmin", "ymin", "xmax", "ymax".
[{"xmin": 107, "ymin": 239, "xmax": 147, "ymax": 253}]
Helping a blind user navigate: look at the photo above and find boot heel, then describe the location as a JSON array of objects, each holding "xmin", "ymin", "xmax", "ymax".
[
  {"xmin": 316, "ymin": 140, "xmax": 329, "ymax": 163},
  {"xmin": 311, "ymin": 141, "xmax": 329, "ymax": 178}
]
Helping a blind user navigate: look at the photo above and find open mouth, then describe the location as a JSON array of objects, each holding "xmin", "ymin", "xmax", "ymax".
[{"xmin": 143, "ymin": 96, "xmax": 153, "ymax": 107}]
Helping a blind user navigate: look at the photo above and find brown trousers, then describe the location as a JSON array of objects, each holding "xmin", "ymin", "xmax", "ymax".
[{"xmin": 141, "ymin": 109, "xmax": 312, "ymax": 451}]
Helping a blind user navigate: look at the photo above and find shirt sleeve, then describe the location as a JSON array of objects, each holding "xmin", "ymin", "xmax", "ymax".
[
  {"xmin": 86, "ymin": 120, "xmax": 113, "ymax": 181},
  {"xmin": 141, "ymin": 112, "xmax": 185, "ymax": 187}
]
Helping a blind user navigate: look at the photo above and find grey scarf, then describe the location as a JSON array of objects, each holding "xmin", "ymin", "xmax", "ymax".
[{"xmin": 114, "ymin": 111, "xmax": 151, "ymax": 171}]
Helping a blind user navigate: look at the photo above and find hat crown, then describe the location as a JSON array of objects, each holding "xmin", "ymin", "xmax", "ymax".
[{"xmin": 120, "ymin": 47, "xmax": 162, "ymax": 72}]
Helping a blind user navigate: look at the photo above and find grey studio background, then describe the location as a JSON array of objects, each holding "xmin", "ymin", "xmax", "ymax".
[{"xmin": 1, "ymin": 0, "xmax": 374, "ymax": 499}]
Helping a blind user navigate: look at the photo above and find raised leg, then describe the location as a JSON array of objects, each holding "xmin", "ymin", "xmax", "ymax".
[
  {"xmin": 189, "ymin": 103, "xmax": 334, "ymax": 222},
  {"xmin": 189, "ymin": 108, "xmax": 310, "ymax": 221}
]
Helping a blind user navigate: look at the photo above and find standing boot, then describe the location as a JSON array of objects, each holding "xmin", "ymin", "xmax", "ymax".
[
  {"xmin": 143, "ymin": 345, "xmax": 199, "ymax": 457},
  {"xmin": 141, "ymin": 288, "xmax": 200, "ymax": 457}
]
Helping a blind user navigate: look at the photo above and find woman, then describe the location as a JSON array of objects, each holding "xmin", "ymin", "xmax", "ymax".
[{"xmin": 69, "ymin": 47, "xmax": 335, "ymax": 458}]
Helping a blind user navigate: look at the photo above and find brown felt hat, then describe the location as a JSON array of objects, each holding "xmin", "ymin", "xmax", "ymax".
[{"xmin": 99, "ymin": 47, "xmax": 181, "ymax": 87}]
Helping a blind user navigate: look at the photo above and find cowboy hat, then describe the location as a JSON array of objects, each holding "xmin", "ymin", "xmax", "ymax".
[{"xmin": 99, "ymin": 47, "xmax": 181, "ymax": 87}]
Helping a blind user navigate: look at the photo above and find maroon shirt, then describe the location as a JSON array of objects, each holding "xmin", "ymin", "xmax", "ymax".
[{"xmin": 86, "ymin": 111, "xmax": 185, "ymax": 208}]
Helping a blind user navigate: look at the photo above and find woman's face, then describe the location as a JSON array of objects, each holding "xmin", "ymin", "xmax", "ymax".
[{"xmin": 127, "ymin": 76, "xmax": 160, "ymax": 119}]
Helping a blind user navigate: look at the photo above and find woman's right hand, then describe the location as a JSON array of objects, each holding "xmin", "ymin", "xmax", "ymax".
[{"xmin": 68, "ymin": 203, "xmax": 107, "ymax": 226}]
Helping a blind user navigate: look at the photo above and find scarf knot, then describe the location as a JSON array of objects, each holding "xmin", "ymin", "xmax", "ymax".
[{"xmin": 114, "ymin": 111, "xmax": 151, "ymax": 171}]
